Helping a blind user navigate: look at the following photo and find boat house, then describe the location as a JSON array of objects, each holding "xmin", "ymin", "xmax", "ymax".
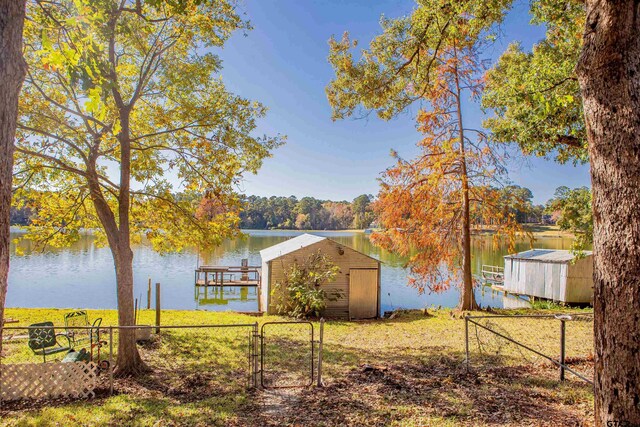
[
  {"xmin": 503, "ymin": 249, "xmax": 593, "ymax": 303},
  {"xmin": 260, "ymin": 234, "xmax": 381, "ymax": 319}
]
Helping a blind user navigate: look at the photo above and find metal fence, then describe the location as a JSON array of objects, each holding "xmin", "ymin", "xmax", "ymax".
[
  {"xmin": 464, "ymin": 313, "xmax": 594, "ymax": 385},
  {"xmin": 1, "ymin": 320, "xmax": 324, "ymax": 404},
  {"xmin": 261, "ymin": 321, "xmax": 315, "ymax": 388}
]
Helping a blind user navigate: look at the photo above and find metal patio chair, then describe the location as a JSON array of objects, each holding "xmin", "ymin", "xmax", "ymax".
[
  {"xmin": 63, "ymin": 310, "xmax": 102, "ymax": 348},
  {"xmin": 63, "ymin": 311, "xmax": 109, "ymax": 370},
  {"xmin": 27, "ymin": 321, "xmax": 72, "ymax": 362}
]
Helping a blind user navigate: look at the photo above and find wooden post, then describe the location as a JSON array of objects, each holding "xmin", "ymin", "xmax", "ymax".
[
  {"xmin": 155, "ymin": 282, "xmax": 161, "ymax": 334},
  {"xmin": 241, "ymin": 258, "xmax": 249, "ymax": 282},
  {"xmin": 109, "ymin": 327, "xmax": 113, "ymax": 395},
  {"xmin": 252, "ymin": 322, "xmax": 259, "ymax": 388},
  {"xmin": 317, "ymin": 318, "xmax": 324, "ymax": 387},
  {"xmin": 560, "ymin": 319, "xmax": 566, "ymax": 381},
  {"xmin": 147, "ymin": 278, "xmax": 151, "ymax": 309},
  {"xmin": 465, "ymin": 315, "xmax": 470, "ymax": 371}
]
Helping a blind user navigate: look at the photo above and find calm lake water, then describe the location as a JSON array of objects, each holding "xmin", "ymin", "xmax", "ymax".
[{"xmin": 7, "ymin": 229, "xmax": 576, "ymax": 314}]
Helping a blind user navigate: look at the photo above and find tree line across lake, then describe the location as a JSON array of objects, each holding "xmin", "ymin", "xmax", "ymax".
[
  {"xmin": 237, "ymin": 194, "xmax": 375, "ymax": 230},
  {"xmin": 9, "ymin": 186, "xmax": 591, "ymax": 233}
]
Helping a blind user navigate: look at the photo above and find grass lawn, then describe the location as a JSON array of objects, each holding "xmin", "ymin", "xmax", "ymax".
[
  {"xmin": 1, "ymin": 307, "xmax": 594, "ymax": 426},
  {"xmin": 472, "ymin": 224, "xmax": 574, "ymax": 239}
]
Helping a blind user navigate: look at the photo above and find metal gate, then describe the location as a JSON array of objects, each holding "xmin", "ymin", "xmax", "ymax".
[{"xmin": 258, "ymin": 321, "xmax": 322, "ymax": 388}]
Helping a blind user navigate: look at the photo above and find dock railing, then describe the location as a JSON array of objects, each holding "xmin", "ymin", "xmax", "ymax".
[
  {"xmin": 194, "ymin": 265, "xmax": 261, "ymax": 287},
  {"xmin": 480, "ymin": 265, "xmax": 504, "ymax": 284}
]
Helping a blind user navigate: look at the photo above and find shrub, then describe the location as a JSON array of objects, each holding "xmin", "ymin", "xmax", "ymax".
[{"xmin": 273, "ymin": 250, "xmax": 342, "ymax": 318}]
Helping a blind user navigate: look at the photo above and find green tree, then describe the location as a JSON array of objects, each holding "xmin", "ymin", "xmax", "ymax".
[
  {"xmin": 501, "ymin": 185, "xmax": 533, "ymax": 223},
  {"xmin": 482, "ymin": 0, "xmax": 640, "ymax": 421},
  {"xmin": 528, "ymin": 204, "xmax": 545, "ymax": 224},
  {"xmin": 295, "ymin": 197, "xmax": 328, "ymax": 229},
  {"xmin": 327, "ymin": 0, "xmax": 516, "ymax": 310},
  {"xmin": 351, "ymin": 194, "xmax": 373, "ymax": 229},
  {"xmin": 545, "ymin": 186, "xmax": 592, "ymax": 252},
  {"xmin": 577, "ymin": 0, "xmax": 640, "ymax": 421},
  {"xmin": 16, "ymin": 0, "xmax": 283, "ymax": 374},
  {"xmin": 482, "ymin": 0, "xmax": 587, "ymax": 164}
]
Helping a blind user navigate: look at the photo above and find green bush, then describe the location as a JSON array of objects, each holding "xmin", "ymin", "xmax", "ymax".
[{"xmin": 273, "ymin": 250, "xmax": 342, "ymax": 318}]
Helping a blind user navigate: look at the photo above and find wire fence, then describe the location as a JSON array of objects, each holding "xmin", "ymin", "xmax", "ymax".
[
  {"xmin": 1, "ymin": 319, "xmax": 323, "ymax": 404},
  {"xmin": 464, "ymin": 313, "xmax": 594, "ymax": 385},
  {"xmin": 1, "ymin": 324, "xmax": 256, "ymax": 402},
  {"xmin": 261, "ymin": 321, "xmax": 315, "ymax": 388}
]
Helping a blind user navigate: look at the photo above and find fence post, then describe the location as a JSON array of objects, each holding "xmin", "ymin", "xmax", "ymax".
[
  {"xmin": 109, "ymin": 326, "xmax": 114, "ymax": 395},
  {"xmin": 465, "ymin": 314, "xmax": 470, "ymax": 372},
  {"xmin": 252, "ymin": 322, "xmax": 259, "ymax": 388},
  {"xmin": 317, "ymin": 318, "xmax": 324, "ymax": 387},
  {"xmin": 147, "ymin": 278, "xmax": 151, "ymax": 309},
  {"xmin": 155, "ymin": 282, "xmax": 161, "ymax": 334},
  {"xmin": 560, "ymin": 319, "xmax": 566, "ymax": 381}
]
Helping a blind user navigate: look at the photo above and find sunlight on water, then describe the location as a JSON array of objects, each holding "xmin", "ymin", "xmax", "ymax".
[{"xmin": 7, "ymin": 229, "xmax": 575, "ymax": 313}]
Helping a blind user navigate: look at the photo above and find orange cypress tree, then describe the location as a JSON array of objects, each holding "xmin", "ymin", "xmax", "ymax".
[{"xmin": 327, "ymin": 0, "xmax": 524, "ymax": 310}]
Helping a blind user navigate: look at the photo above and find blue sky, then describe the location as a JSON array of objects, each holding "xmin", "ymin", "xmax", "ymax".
[{"xmin": 218, "ymin": 0, "xmax": 590, "ymax": 205}]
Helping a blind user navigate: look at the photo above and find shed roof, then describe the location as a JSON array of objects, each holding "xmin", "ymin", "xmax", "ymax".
[
  {"xmin": 260, "ymin": 233, "xmax": 326, "ymax": 262},
  {"xmin": 504, "ymin": 249, "xmax": 592, "ymax": 263}
]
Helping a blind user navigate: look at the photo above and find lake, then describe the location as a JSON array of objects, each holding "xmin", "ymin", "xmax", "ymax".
[{"xmin": 6, "ymin": 229, "xmax": 576, "ymax": 314}]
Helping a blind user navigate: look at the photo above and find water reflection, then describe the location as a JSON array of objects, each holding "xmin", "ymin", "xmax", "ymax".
[
  {"xmin": 195, "ymin": 285, "xmax": 258, "ymax": 311},
  {"xmin": 8, "ymin": 229, "xmax": 577, "ymax": 313}
]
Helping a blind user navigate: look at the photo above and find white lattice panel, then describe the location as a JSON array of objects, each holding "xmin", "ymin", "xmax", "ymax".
[{"xmin": 0, "ymin": 362, "xmax": 99, "ymax": 401}]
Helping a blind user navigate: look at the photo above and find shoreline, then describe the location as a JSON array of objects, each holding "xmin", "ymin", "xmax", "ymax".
[{"xmin": 10, "ymin": 224, "xmax": 573, "ymax": 238}]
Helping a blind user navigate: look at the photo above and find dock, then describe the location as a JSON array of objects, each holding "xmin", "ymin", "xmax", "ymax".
[
  {"xmin": 481, "ymin": 264, "xmax": 504, "ymax": 284},
  {"xmin": 194, "ymin": 264, "xmax": 261, "ymax": 287}
]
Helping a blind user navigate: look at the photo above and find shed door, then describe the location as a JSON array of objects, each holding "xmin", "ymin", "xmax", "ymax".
[{"xmin": 349, "ymin": 269, "xmax": 378, "ymax": 319}]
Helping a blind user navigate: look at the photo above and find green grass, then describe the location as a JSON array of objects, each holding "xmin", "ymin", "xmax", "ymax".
[
  {"xmin": 472, "ymin": 224, "xmax": 574, "ymax": 238},
  {"xmin": 1, "ymin": 307, "xmax": 594, "ymax": 426}
]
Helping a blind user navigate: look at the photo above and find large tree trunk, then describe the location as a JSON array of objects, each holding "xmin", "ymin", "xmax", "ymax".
[
  {"xmin": 0, "ymin": 0, "xmax": 27, "ymax": 354},
  {"xmin": 112, "ymin": 109, "xmax": 145, "ymax": 376},
  {"xmin": 113, "ymin": 244, "xmax": 145, "ymax": 375},
  {"xmin": 576, "ymin": 1, "xmax": 640, "ymax": 425},
  {"xmin": 88, "ymin": 175, "xmax": 145, "ymax": 376},
  {"xmin": 458, "ymin": 173, "xmax": 477, "ymax": 311},
  {"xmin": 454, "ymin": 57, "xmax": 478, "ymax": 312}
]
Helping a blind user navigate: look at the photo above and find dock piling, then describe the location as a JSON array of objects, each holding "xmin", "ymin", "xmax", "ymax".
[
  {"xmin": 155, "ymin": 282, "xmax": 161, "ymax": 334},
  {"xmin": 147, "ymin": 278, "xmax": 151, "ymax": 309}
]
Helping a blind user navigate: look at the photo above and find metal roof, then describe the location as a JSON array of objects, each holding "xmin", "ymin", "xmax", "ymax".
[
  {"xmin": 504, "ymin": 249, "xmax": 593, "ymax": 263},
  {"xmin": 259, "ymin": 233, "xmax": 327, "ymax": 262}
]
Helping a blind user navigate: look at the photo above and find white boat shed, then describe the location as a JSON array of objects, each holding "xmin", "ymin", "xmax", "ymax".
[
  {"xmin": 260, "ymin": 234, "xmax": 381, "ymax": 319},
  {"xmin": 503, "ymin": 249, "xmax": 594, "ymax": 303}
]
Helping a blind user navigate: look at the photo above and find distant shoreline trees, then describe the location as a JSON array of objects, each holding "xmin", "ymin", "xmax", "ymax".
[
  {"xmin": 10, "ymin": 188, "xmax": 566, "ymax": 232},
  {"xmin": 239, "ymin": 194, "xmax": 375, "ymax": 230}
]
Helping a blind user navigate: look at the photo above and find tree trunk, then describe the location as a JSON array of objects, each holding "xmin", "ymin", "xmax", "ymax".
[
  {"xmin": 113, "ymin": 244, "xmax": 145, "ymax": 375},
  {"xmin": 88, "ymin": 172, "xmax": 146, "ymax": 376},
  {"xmin": 454, "ymin": 54, "xmax": 478, "ymax": 312},
  {"xmin": 576, "ymin": 1, "xmax": 640, "ymax": 425},
  {"xmin": 458, "ymin": 170, "xmax": 477, "ymax": 311},
  {"xmin": 0, "ymin": 0, "xmax": 27, "ymax": 354},
  {"xmin": 112, "ymin": 108, "xmax": 145, "ymax": 376}
]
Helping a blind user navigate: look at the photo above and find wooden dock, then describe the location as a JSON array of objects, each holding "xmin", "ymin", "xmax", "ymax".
[{"xmin": 194, "ymin": 265, "xmax": 261, "ymax": 287}]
